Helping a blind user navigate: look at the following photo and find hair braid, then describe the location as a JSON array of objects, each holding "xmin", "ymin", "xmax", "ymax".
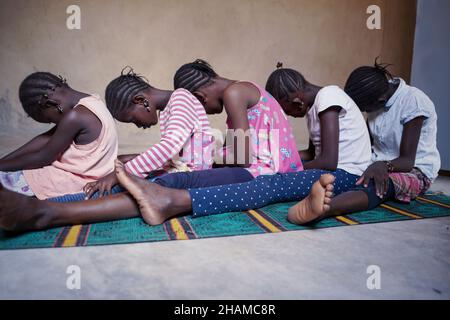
[
  {"xmin": 18, "ymin": 72, "xmax": 67, "ymax": 122},
  {"xmin": 265, "ymin": 62, "xmax": 307, "ymax": 101},
  {"xmin": 105, "ymin": 66, "xmax": 153, "ymax": 119},
  {"xmin": 344, "ymin": 58, "xmax": 394, "ymax": 108},
  {"xmin": 173, "ymin": 59, "xmax": 218, "ymax": 92}
]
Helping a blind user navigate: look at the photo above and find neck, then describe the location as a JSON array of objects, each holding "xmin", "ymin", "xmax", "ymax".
[
  {"xmin": 65, "ymin": 88, "xmax": 89, "ymax": 110},
  {"xmin": 215, "ymin": 77, "xmax": 237, "ymax": 95},
  {"xmin": 385, "ymin": 81, "xmax": 400, "ymax": 101},
  {"xmin": 146, "ymin": 88, "xmax": 173, "ymax": 111},
  {"xmin": 304, "ymin": 83, "xmax": 322, "ymax": 107}
]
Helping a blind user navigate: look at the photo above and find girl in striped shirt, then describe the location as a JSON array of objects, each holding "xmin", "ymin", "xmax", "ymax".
[{"xmin": 84, "ymin": 68, "xmax": 256, "ymax": 199}]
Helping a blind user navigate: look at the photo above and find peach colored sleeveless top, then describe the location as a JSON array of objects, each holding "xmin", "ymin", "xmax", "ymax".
[{"xmin": 23, "ymin": 95, "xmax": 118, "ymax": 199}]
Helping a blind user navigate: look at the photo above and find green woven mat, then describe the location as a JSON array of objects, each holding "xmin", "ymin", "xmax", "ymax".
[{"xmin": 0, "ymin": 194, "xmax": 449, "ymax": 250}]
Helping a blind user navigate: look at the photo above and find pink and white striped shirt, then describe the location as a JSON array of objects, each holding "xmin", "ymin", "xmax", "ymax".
[{"xmin": 125, "ymin": 89, "xmax": 215, "ymax": 178}]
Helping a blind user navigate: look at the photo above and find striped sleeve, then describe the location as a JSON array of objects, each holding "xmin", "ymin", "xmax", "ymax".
[{"xmin": 124, "ymin": 91, "xmax": 198, "ymax": 178}]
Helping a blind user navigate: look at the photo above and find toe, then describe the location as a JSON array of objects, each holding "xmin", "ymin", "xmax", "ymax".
[
  {"xmin": 325, "ymin": 191, "xmax": 333, "ymax": 198},
  {"xmin": 320, "ymin": 174, "xmax": 336, "ymax": 186},
  {"xmin": 326, "ymin": 184, "xmax": 334, "ymax": 192}
]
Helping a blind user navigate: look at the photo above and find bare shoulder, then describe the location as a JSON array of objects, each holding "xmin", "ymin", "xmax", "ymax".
[
  {"xmin": 73, "ymin": 104, "xmax": 100, "ymax": 120},
  {"xmin": 224, "ymin": 81, "xmax": 260, "ymax": 105},
  {"xmin": 63, "ymin": 105, "xmax": 100, "ymax": 128}
]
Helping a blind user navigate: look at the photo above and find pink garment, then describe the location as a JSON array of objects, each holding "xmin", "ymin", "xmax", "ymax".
[
  {"xmin": 389, "ymin": 168, "xmax": 432, "ymax": 203},
  {"xmin": 124, "ymin": 89, "xmax": 215, "ymax": 178},
  {"xmin": 225, "ymin": 82, "xmax": 303, "ymax": 177},
  {"xmin": 23, "ymin": 95, "xmax": 119, "ymax": 199}
]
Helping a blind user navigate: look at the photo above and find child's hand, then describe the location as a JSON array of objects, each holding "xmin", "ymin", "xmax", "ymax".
[
  {"xmin": 83, "ymin": 172, "xmax": 119, "ymax": 199},
  {"xmin": 356, "ymin": 161, "xmax": 390, "ymax": 198}
]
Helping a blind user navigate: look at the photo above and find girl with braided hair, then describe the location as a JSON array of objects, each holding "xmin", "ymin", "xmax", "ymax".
[
  {"xmin": 288, "ymin": 60, "xmax": 440, "ymax": 224},
  {"xmin": 173, "ymin": 59, "xmax": 303, "ymax": 177},
  {"xmin": 82, "ymin": 67, "xmax": 256, "ymax": 199},
  {"xmin": 0, "ymin": 72, "xmax": 118, "ymax": 199}
]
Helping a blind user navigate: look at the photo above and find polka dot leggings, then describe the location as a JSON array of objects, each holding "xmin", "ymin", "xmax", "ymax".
[{"xmin": 189, "ymin": 169, "xmax": 359, "ymax": 217}]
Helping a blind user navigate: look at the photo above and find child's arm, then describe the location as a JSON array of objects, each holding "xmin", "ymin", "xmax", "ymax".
[
  {"xmin": 357, "ymin": 116, "xmax": 425, "ymax": 197},
  {"xmin": 83, "ymin": 153, "xmax": 140, "ymax": 199},
  {"xmin": 124, "ymin": 119, "xmax": 194, "ymax": 178},
  {"xmin": 85, "ymin": 92, "xmax": 199, "ymax": 198},
  {"xmin": 0, "ymin": 113, "xmax": 84, "ymax": 171},
  {"xmin": 299, "ymin": 140, "xmax": 315, "ymax": 161},
  {"xmin": 303, "ymin": 106, "xmax": 341, "ymax": 171},
  {"xmin": 389, "ymin": 117, "xmax": 425, "ymax": 171},
  {"xmin": 1, "ymin": 126, "xmax": 56, "ymax": 161},
  {"xmin": 118, "ymin": 154, "xmax": 140, "ymax": 163},
  {"xmin": 124, "ymin": 95, "xmax": 197, "ymax": 178},
  {"xmin": 222, "ymin": 83, "xmax": 252, "ymax": 167}
]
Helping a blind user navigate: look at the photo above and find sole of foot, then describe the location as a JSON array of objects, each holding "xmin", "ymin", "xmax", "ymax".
[{"xmin": 287, "ymin": 174, "xmax": 335, "ymax": 225}]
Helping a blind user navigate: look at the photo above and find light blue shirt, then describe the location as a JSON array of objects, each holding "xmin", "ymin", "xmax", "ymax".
[{"xmin": 367, "ymin": 78, "xmax": 441, "ymax": 181}]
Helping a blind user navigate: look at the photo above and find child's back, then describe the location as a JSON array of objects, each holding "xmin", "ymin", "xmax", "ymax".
[
  {"xmin": 225, "ymin": 82, "xmax": 303, "ymax": 176},
  {"xmin": 23, "ymin": 95, "xmax": 118, "ymax": 199}
]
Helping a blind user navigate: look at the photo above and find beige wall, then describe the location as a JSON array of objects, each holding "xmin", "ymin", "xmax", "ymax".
[{"xmin": 0, "ymin": 0, "xmax": 416, "ymax": 155}]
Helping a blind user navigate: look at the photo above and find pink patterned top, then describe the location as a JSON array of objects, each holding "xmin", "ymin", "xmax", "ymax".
[{"xmin": 225, "ymin": 82, "xmax": 303, "ymax": 177}]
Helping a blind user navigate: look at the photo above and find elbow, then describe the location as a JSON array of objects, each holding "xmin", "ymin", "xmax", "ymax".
[{"xmin": 35, "ymin": 153, "xmax": 59, "ymax": 167}]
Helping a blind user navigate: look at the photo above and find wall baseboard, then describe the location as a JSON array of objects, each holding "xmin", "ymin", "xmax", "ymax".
[{"xmin": 439, "ymin": 170, "xmax": 450, "ymax": 177}]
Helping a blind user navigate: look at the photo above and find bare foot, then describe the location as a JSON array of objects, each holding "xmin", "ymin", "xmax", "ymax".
[
  {"xmin": 114, "ymin": 159, "xmax": 189, "ymax": 225},
  {"xmin": 287, "ymin": 174, "xmax": 335, "ymax": 225},
  {"xmin": 0, "ymin": 184, "xmax": 54, "ymax": 231}
]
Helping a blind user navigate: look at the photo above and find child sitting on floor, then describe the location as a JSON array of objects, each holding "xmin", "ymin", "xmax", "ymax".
[
  {"xmin": 288, "ymin": 61, "xmax": 441, "ymax": 224},
  {"xmin": 80, "ymin": 67, "xmax": 256, "ymax": 200},
  {"xmin": 173, "ymin": 59, "xmax": 303, "ymax": 177},
  {"xmin": 0, "ymin": 72, "xmax": 118, "ymax": 199}
]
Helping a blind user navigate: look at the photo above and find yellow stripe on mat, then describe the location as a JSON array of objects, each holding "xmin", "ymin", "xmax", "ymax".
[
  {"xmin": 416, "ymin": 196, "xmax": 450, "ymax": 209},
  {"xmin": 247, "ymin": 210, "xmax": 282, "ymax": 233},
  {"xmin": 380, "ymin": 204, "xmax": 422, "ymax": 219},
  {"xmin": 335, "ymin": 216, "xmax": 359, "ymax": 225},
  {"xmin": 170, "ymin": 219, "xmax": 189, "ymax": 240},
  {"xmin": 62, "ymin": 225, "xmax": 82, "ymax": 247}
]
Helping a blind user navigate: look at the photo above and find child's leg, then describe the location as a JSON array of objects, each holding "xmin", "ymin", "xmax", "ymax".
[
  {"xmin": 326, "ymin": 179, "xmax": 396, "ymax": 216},
  {"xmin": 288, "ymin": 178, "xmax": 396, "ymax": 225},
  {"xmin": 113, "ymin": 162, "xmax": 358, "ymax": 225},
  {"xmin": 0, "ymin": 185, "xmax": 141, "ymax": 232},
  {"xmin": 49, "ymin": 184, "xmax": 125, "ymax": 202},
  {"xmin": 48, "ymin": 167, "xmax": 254, "ymax": 203},
  {"xmin": 102, "ymin": 163, "xmax": 329, "ymax": 225},
  {"xmin": 1, "ymin": 164, "xmax": 238, "ymax": 231},
  {"xmin": 188, "ymin": 169, "xmax": 332, "ymax": 218},
  {"xmin": 153, "ymin": 167, "xmax": 254, "ymax": 189}
]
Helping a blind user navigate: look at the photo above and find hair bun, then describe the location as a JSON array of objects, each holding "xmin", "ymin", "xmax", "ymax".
[
  {"xmin": 121, "ymin": 65, "xmax": 137, "ymax": 77},
  {"xmin": 373, "ymin": 56, "xmax": 394, "ymax": 79},
  {"xmin": 276, "ymin": 62, "xmax": 283, "ymax": 69}
]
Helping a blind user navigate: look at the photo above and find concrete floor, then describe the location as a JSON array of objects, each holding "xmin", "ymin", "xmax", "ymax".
[{"xmin": 0, "ymin": 136, "xmax": 449, "ymax": 299}]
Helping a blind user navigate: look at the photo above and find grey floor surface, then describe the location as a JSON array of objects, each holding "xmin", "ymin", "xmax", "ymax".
[{"xmin": 0, "ymin": 137, "xmax": 449, "ymax": 299}]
